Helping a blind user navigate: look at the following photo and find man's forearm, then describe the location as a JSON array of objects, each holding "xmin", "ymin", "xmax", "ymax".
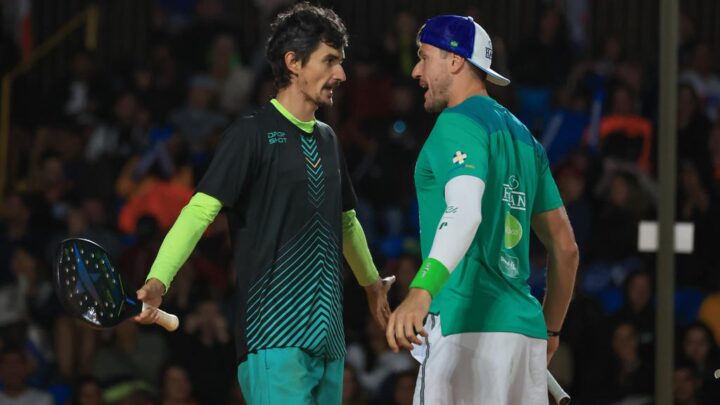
[
  {"xmin": 410, "ymin": 176, "xmax": 484, "ymax": 298},
  {"xmin": 542, "ymin": 245, "xmax": 579, "ymax": 332},
  {"xmin": 147, "ymin": 192, "xmax": 222, "ymax": 290},
  {"xmin": 342, "ymin": 210, "xmax": 380, "ymax": 286}
]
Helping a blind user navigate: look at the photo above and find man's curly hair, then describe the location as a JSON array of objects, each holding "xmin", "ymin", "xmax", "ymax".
[{"xmin": 266, "ymin": 3, "xmax": 349, "ymax": 89}]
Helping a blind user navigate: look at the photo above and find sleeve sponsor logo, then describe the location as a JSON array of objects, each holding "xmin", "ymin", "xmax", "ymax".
[{"xmin": 452, "ymin": 151, "xmax": 467, "ymax": 165}]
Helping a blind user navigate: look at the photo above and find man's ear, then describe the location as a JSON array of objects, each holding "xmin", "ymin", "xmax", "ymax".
[
  {"xmin": 285, "ymin": 51, "xmax": 301, "ymax": 75},
  {"xmin": 449, "ymin": 53, "xmax": 465, "ymax": 74}
]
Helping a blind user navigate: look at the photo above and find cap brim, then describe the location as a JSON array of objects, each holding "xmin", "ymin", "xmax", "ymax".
[{"xmin": 469, "ymin": 59, "xmax": 511, "ymax": 86}]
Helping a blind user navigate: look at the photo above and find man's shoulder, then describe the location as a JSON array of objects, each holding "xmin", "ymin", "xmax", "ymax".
[
  {"xmin": 433, "ymin": 107, "xmax": 489, "ymax": 140},
  {"xmin": 314, "ymin": 120, "xmax": 340, "ymax": 144},
  {"xmin": 314, "ymin": 119, "xmax": 336, "ymax": 135},
  {"xmin": 223, "ymin": 109, "xmax": 267, "ymax": 139}
]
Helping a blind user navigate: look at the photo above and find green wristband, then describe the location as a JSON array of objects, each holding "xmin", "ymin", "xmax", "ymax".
[{"xmin": 409, "ymin": 258, "xmax": 450, "ymax": 298}]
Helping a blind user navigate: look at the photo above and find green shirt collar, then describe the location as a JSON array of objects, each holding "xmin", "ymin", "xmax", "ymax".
[{"xmin": 270, "ymin": 98, "xmax": 316, "ymax": 134}]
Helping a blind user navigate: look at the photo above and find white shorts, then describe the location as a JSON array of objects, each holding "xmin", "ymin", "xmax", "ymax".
[{"xmin": 411, "ymin": 314, "xmax": 548, "ymax": 405}]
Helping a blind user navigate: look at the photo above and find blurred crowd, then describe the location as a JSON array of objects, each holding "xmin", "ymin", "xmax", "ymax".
[{"xmin": 2, "ymin": 0, "xmax": 720, "ymax": 404}]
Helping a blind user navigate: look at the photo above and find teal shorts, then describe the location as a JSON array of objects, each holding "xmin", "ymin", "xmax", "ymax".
[{"xmin": 237, "ymin": 347, "xmax": 343, "ymax": 405}]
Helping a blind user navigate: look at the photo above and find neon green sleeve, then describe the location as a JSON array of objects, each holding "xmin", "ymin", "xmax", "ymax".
[
  {"xmin": 342, "ymin": 209, "xmax": 380, "ymax": 287},
  {"xmin": 146, "ymin": 192, "xmax": 223, "ymax": 291}
]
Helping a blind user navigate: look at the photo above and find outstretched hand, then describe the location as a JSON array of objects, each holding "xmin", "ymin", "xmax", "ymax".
[
  {"xmin": 386, "ymin": 288, "xmax": 431, "ymax": 352},
  {"xmin": 134, "ymin": 278, "xmax": 165, "ymax": 324},
  {"xmin": 364, "ymin": 276, "xmax": 395, "ymax": 330}
]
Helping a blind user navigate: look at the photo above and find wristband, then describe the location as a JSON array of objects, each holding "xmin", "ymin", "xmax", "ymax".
[
  {"xmin": 547, "ymin": 330, "xmax": 561, "ymax": 337},
  {"xmin": 409, "ymin": 258, "xmax": 450, "ymax": 298}
]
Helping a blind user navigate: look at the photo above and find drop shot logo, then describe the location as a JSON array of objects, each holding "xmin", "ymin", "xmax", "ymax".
[{"xmin": 267, "ymin": 131, "xmax": 287, "ymax": 144}]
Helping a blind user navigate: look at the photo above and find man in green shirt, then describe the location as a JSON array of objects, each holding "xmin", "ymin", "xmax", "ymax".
[
  {"xmin": 386, "ymin": 15, "xmax": 579, "ymax": 404},
  {"xmin": 134, "ymin": 4, "xmax": 393, "ymax": 404}
]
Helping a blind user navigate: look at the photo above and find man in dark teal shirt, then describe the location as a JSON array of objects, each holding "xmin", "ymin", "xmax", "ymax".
[{"xmin": 135, "ymin": 4, "xmax": 392, "ymax": 404}]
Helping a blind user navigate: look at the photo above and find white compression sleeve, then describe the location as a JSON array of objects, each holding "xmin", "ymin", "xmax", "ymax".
[{"xmin": 427, "ymin": 175, "xmax": 485, "ymax": 273}]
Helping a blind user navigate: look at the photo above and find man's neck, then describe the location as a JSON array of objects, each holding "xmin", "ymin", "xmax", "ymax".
[
  {"xmin": 447, "ymin": 79, "xmax": 489, "ymax": 108},
  {"xmin": 275, "ymin": 87, "xmax": 318, "ymax": 122}
]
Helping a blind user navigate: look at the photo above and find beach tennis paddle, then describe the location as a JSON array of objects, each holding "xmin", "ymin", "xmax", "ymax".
[
  {"xmin": 548, "ymin": 370, "xmax": 571, "ymax": 405},
  {"xmin": 53, "ymin": 238, "xmax": 179, "ymax": 331}
]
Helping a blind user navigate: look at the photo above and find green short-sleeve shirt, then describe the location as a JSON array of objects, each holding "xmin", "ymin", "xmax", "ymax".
[{"xmin": 414, "ymin": 95, "xmax": 563, "ymax": 340}]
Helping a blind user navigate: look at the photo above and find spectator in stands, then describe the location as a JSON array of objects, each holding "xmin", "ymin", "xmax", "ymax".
[
  {"xmin": 90, "ymin": 321, "xmax": 168, "ymax": 386},
  {"xmin": 680, "ymin": 322, "xmax": 720, "ymax": 403},
  {"xmin": 555, "ymin": 164, "xmax": 592, "ymax": 255},
  {"xmin": 0, "ymin": 346, "xmax": 53, "ymax": 405},
  {"xmin": 511, "ymin": 6, "xmax": 572, "ymax": 87},
  {"xmin": 680, "ymin": 43, "xmax": 720, "ymax": 121},
  {"xmin": 611, "ymin": 270, "xmax": 655, "ymax": 357},
  {"xmin": 673, "ymin": 361, "xmax": 705, "ymax": 405},
  {"xmin": 601, "ymin": 322, "xmax": 653, "ymax": 403},
  {"xmin": 590, "ymin": 171, "xmax": 651, "ymax": 261},
  {"xmin": 70, "ymin": 376, "xmax": 105, "ymax": 405},
  {"xmin": 0, "ymin": 192, "xmax": 42, "ymax": 281},
  {"xmin": 52, "ymin": 50, "xmax": 107, "ymax": 126},
  {"xmin": 145, "ymin": 42, "xmax": 185, "ymax": 122},
  {"xmin": 159, "ymin": 363, "xmax": 198, "ymax": 405},
  {"xmin": 169, "ymin": 75, "xmax": 227, "ymax": 157},
  {"xmin": 346, "ymin": 318, "xmax": 415, "ymax": 395},
  {"xmin": 174, "ymin": 299, "xmax": 235, "ymax": 405},
  {"xmin": 561, "ymin": 275, "xmax": 611, "ymax": 402},
  {"xmin": 598, "ymin": 83, "xmax": 653, "ymax": 172},
  {"xmin": 382, "ymin": 11, "xmax": 420, "ymax": 79},
  {"xmin": 208, "ymin": 34, "xmax": 255, "ymax": 114},
  {"xmin": 85, "ymin": 91, "xmax": 149, "ymax": 165}
]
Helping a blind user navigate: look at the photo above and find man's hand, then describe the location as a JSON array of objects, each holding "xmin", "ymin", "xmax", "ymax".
[
  {"xmin": 364, "ymin": 276, "xmax": 395, "ymax": 330},
  {"xmin": 547, "ymin": 335, "xmax": 560, "ymax": 366},
  {"xmin": 134, "ymin": 278, "xmax": 166, "ymax": 324},
  {"xmin": 386, "ymin": 288, "xmax": 431, "ymax": 352}
]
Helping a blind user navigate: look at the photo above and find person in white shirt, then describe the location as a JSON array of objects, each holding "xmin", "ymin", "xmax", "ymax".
[{"xmin": 0, "ymin": 347, "xmax": 53, "ymax": 405}]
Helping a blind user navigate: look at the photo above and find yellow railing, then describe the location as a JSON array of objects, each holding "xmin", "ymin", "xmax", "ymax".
[{"xmin": 0, "ymin": 4, "xmax": 99, "ymax": 201}]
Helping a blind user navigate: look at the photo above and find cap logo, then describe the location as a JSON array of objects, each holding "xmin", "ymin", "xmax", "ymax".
[
  {"xmin": 450, "ymin": 40, "xmax": 459, "ymax": 48},
  {"xmin": 485, "ymin": 47, "xmax": 493, "ymax": 59}
]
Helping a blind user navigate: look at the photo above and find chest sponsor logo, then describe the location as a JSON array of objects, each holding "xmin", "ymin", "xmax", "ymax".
[
  {"xmin": 499, "ymin": 251, "xmax": 520, "ymax": 278},
  {"xmin": 502, "ymin": 175, "xmax": 526, "ymax": 211},
  {"xmin": 504, "ymin": 212, "xmax": 523, "ymax": 249},
  {"xmin": 267, "ymin": 131, "xmax": 287, "ymax": 144}
]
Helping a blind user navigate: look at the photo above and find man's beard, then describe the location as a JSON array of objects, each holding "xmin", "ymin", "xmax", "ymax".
[{"xmin": 425, "ymin": 76, "xmax": 450, "ymax": 112}]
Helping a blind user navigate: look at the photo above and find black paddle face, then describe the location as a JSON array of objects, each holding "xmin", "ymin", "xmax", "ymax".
[{"xmin": 54, "ymin": 238, "xmax": 141, "ymax": 328}]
